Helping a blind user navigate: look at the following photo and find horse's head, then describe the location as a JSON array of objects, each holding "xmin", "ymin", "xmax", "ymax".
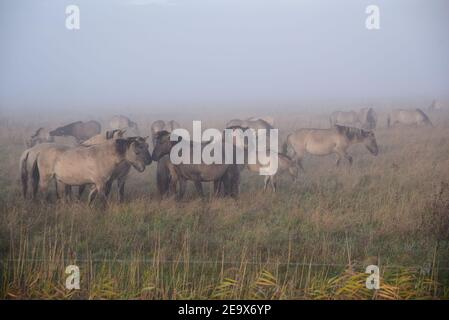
[
  {"xmin": 116, "ymin": 137, "xmax": 152, "ymax": 172},
  {"xmin": 151, "ymin": 130, "xmax": 181, "ymax": 161},
  {"xmin": 27, "ymin": 128, "xmax": 53, "ymax": 147},
  {"xmin": 362, "ymin": 130, "xmax": 378, "ymax": 156}
]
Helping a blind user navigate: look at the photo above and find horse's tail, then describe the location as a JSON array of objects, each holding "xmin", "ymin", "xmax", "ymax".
[
  {"xmin": 282, "ymin": 135, "xmax": 291, "ymax": 156},
  {"xmin": 31, "ymin": 157, "xmax": 40, "ymax": 199},
  {"xmin": 387, "ymin": 115, "xmax": 391, "ymax": 128},
  {"xmin": 20, "ymin": 151, "xmax": 30, "ymax": 198}
]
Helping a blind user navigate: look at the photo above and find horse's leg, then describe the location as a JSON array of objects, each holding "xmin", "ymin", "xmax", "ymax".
[
  {"xmin": 264, "ymin": 176, "xmax": 270, "ymax": 191},
  {"xmin": 78, "ymin": 184, "xmax": 86, "ymax": 200},
  {"xmin": 96, "ymin": 184, "xmax": 108, "ymax": 208},
  {"xmin": 39, "ymin": 175, "xmax": 52, "ymax": 202},
  {"xmin": 88, "ymin": 187, "xmax": 98, "ymax": 206},
  {"xmin": 213, "ymin": 180, "xmax": 221, "ymax": 197},
  {"xmin": 335, "ymin": 153, "xmax": 342, "ymax": 166},
  {"xmin": 104, "ymin": 179, "xmax": 113, "ymax": 199},
  {"xmin": 344, "ymin": 152, "xmax": 353, "ymax": 166},
  {"xmin": 177, "ymin": 178, "xmax": 186, "ymax": 200},
  {"xmin": 296, "ymin": 159, "xmax": 305, "ymax": 172},
  {"xmin": 271, "ymin": 175, "xmax": 277, "ymax": 192},
  {"xmin": 117, "ymin": 177, "xmax": 126, "ymax": 203},
  {"xmin": 64, "ymin": 184, "xmax": 72, "ymax": 202},
  {"xmin": 194, "ymin": 181, "xmax": 204, "ymax": 198}
]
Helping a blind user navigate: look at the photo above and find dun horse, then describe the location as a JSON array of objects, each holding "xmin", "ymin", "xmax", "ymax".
[
  {"xmin": 387, "ymin": 109, "xmax": 433, "ymax": 127},
  {"xmin": 246, "ymin": 153, "xmax": 298, "ymax": 192},
  {"xmin": 330, "ymin": 108, "xmax": 377, "ymax": 130},
  {"xmin": 53, "ymin": 137, "xmax": 151, "ymax": 205},
  {"xmin": 284, "ymin": 125, "xmax": 379, "ymax": 169}
]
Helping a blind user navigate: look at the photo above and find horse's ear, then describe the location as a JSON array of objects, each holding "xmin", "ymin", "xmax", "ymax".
[{"xmin": 115, "ymin": 139, "xmax": 128, "ymax": 154}]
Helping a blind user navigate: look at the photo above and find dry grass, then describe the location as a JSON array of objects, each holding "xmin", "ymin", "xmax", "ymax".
[{"xmin": 0, "ymin": 112, "xmax": 448, "ymax": 299}]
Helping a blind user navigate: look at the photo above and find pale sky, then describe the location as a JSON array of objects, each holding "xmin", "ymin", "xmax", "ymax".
[{"xmin": 1, "ymin": 0, "xmax": 448, "ymax": 112}]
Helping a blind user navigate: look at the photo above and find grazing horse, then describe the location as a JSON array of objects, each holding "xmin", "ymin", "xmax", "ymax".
[
  {"xmin": 330, "ymin": 108, "xmax": 377, "ymax": 130},
  {"xmin": 152, "ymin": 130, "xmax": 238, "ymax": 200},
  {"xmin": 284, "ymin": 125, "xmax": 379, "ymax": 169},
  {"xmin": 53, "ymin": 137, "xmax": 151, "ymax": 205},
  {"xmin": 50, "ymin": 120, "xmax": 101, "ymax": 143},
  {"xmin": 387, "ymin": 109, "xmax": 433, "ymax": 127}
]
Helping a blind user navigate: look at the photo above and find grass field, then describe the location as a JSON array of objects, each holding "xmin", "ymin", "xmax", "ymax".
[{"xmin": 1, "ymin": 111, "xmax": 449, "ymax": 299}]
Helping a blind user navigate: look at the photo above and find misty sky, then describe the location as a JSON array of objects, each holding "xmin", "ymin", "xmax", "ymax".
[{"xmin": 0, "ymin": 0, "xmax": 448, "ymax": 111}]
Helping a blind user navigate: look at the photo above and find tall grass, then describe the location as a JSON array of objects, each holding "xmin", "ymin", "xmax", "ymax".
[{"xmin": 0, "ymin": 115, "xmax": 449, "ymax": 299}]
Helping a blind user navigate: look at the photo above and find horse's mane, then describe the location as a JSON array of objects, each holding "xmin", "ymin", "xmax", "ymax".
[
  {"xmin": 415, "ymin": 108, "xmax": 431, "ymax": 122},
  {"xmin": 226, "ymin": 125, "xmax": 249, "ymax": 131},
  {"xmin": 59, "ymin": 121, "xmax": 83, "ymax": 130},
  {"xmin": 335, "ymin": 125, "xmax": 364, "ymax": 141},
  {"xmin": 31, "ymin": 127, "xmax": 44, "ymax": 138},
  {"xmin": 105, "ymin": 129, "xmax": 120, "ymax": 139}
]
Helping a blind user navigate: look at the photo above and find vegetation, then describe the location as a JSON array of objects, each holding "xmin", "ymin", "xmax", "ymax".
[{"xmin": 0, "ymin": 114, "xmax": 448, "ymax": 299}]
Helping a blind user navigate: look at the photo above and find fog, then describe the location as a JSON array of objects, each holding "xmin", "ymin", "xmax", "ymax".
[{"xmin": 1, "ymin": 0, "xmax": 449, "ymax": 114}]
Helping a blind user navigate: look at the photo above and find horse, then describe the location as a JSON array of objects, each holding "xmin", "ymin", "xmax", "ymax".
[
  {"xmin": 81, "ymin": 129, "xmax": 125, "ymax": 146},
  {"xmin": 49, "ymin": 120, "xmax": 101, "ymax": 143},
  {"xmin": 25, "ymin": 128, "xmax": 54, "ymax": 148},
  {"xmin": 387, "ymin": 109, "xmax": 433, "ymax": 127},
  {"xmin": 52, "ymin": 137, "xmax": 151, "ymax": 205},
  {"xmin": 152, "ymin": 130, "xmax": 238, "ymax": 200},
  {"xmin": 284, "ymin": 125, "xmax": 379, "ymax": 169},
  {"xmin": 359, "ymin": 108, "xmax": 377, "ymax": 130},
  {"xmin": 19, "ymin": 143, "xmax": 71, "ymax": 199},
  {"xmin": 150, "ymin": 120, "xmax": 181, "ymax": 147},
  {"xmin": 226, "ymin": 118, "xmax": 273, "ymax": 131},
  {"xmin": 246, "ymin": 116, "xmax": 275, "ymax": 127},
  {"xmin": 330, "ymin": 108, "xmax": 377, "ymax": 130},
  {"xmin": 79, "ymin": 129, "xmax": 136, "ymax": 202},
  {"xmin": 109, "ymin": 115, "xmax": 140, "ymax": 136},
  {"xmin": 246, "ymin": 153, "xmax": 298, "ymax": 192}
]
